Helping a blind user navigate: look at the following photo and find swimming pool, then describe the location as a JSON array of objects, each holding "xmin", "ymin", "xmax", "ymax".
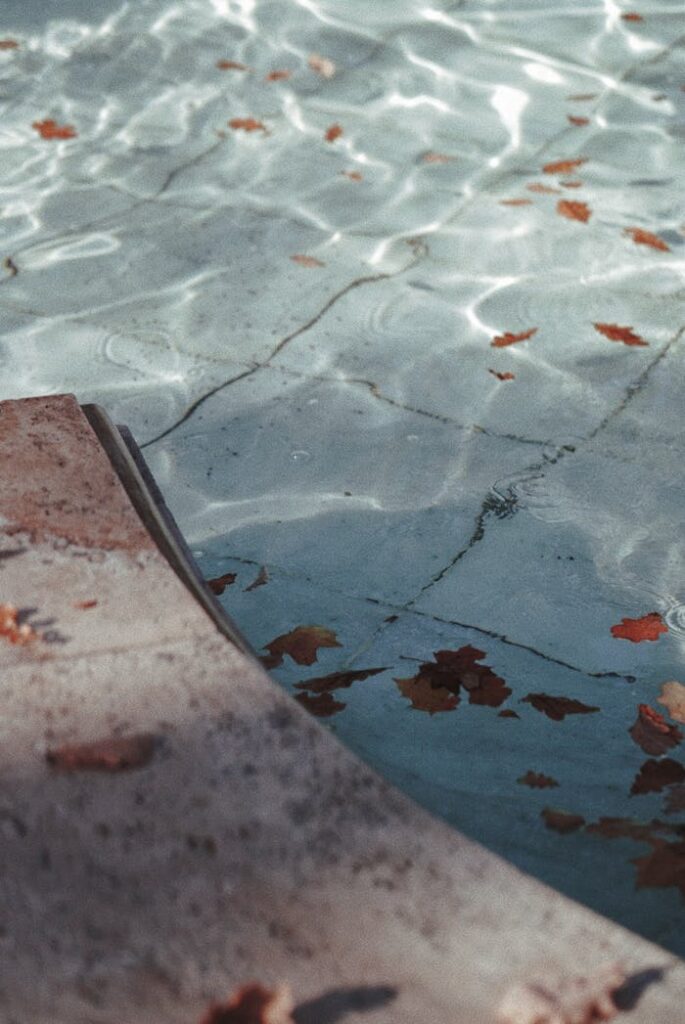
[{"xmin": 1, "ymin": 0, "xmax": 683, "ymax": 955}]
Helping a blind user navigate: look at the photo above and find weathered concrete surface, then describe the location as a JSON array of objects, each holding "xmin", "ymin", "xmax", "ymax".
[{"xmin": 0, "ymin": 394, "xmax": 682, "ymax": 1024}]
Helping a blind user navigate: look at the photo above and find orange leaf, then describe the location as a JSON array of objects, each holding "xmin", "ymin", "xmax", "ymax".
[
  {"xmin": 593, "ymin": 322, "xmax": 648, "ymax": 346},
  {"xmin": 518, "ymin": 771, "xmax": 559, "ymax": 789},
  {"xmin": 294, "ymin": 667, "xmax": 387, "ymax": 694},
  {"xmin": 624, "ymin": 226, "xmax": 670, "ymax": 252},
  {"xmin": 489, "ymin": 369, "xmax": 516, "ymax": 381},
  {"xmin": 308, "ymin": 53, "xmax": 336, "ymax": 78},
  {"xmin": 499, "ymin": 198, "xmax": 532, "ymax": 206},
  {"xmin": 265, "ymin": 70, "xmax": 291, "ymax": 82},
  {"xmin": 541, "ymin": 808, "xmax": 586, "ymax": 834},
  {"xmin": 629, "ymin": 705, "xmax": 682, "ymax": 756},
  {"xmin": 527, "ymin": 182, "xmax": 561, "ymax": 194},
  {"xmin": 567, "ymin": 115, "xmax": 590, "ymax": 126},
  {"xmin": 47, "ymin": 734, "xmax": 156, "ymax": 772},
  {"xmin": 522, "ymin": 694, "xmax": 599, "ymax": 721},
  {"xmin": 491, "ymin": 327, "xmax": 538, "ymax": 348},
  {"xmin": 557, "ymin": 199, "xmax": 591, "ymax": 223},
  {"xmin": 0, "ymin": 603, "xmax": 36, "ymax": 645},
  {"xmin": 611, "ymin": 611, "xmax": 667, "ymax": 641},
  {"xmin": 657, "ymin": 681, "xmax": 685, "ymax": 724},
  {"xmin": 422, "ymin": 151, "xmax": 455, "ymax": 163},
  {"xmin": 228, "ymin": 118, "xmax": 266, "ymax": 132},
  {"xmin": 621, "ymin": 11, "xmax": 644, "ymax": 21},
  {"xmin": 199, "ymin": 983, "xmax": 294, "ymax": 1024},
  {"xmin": 0, "ymin": 38, "xmax": 19, "ymax": 49},
  {"xmin": 294, "ymin": 691, "xmax": 346, "ymax": 717},
  {"xmin": 261, "ymin": 625, "xmax": 341, "ymax": 667},
  {"xmin": 290, "ymin": 254, "xmax": 325, "ymax": 267},
  {"xmin": 32, "ymin": 119, "xmax": 77, "ymax": 140},
  {"xmin": 342, "ymin": 170, "xmax": 363, "ymax": 181},
  {"xmin": 206, "ymin": 572, "xmax": 237, "ymax": 595},
  {"xmin": 631, "ymin": 758, "xmax": 685, "ymax": 795},
  {"xmin": 216, "ymin": 60, "xmax": 249, "ymax": 71},
  {"xmin": 632, "ymin": 840, "xmax": 685, "ymax": 899},
  {"xmin": 542, "ymin": 157, "xmax": 587, "ymax": 174},
  {"xmin": 325, "ymin": 123, "xmax": 343, "ymax": 142}
]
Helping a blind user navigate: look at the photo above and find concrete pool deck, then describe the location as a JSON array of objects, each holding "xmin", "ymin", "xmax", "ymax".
[{"xmin": 0, "ymin": 392, "xmax": 682, "ymax": 1023}]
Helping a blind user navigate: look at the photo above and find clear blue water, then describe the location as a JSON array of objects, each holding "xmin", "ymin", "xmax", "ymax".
[{"xmin": 1, "ymin": 0, "xmax": 683, "ymax": 955}]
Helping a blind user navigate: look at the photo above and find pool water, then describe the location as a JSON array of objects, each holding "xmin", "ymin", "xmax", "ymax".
[{"xmin": 1, "ymin": 0, "xmax": 684, "ymax": 955}]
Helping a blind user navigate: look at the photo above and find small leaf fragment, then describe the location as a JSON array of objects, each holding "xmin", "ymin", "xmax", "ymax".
[
  {"xmin": 290, "ymin": 254, "xmax": 325, "ymax": 267},
  {"xmin": 491, "ymin": 327, "xmax": 538, "ymax": 348},
  {"xmin": 522, "ymin": 694, "xmax": 599, "ymax": 721},
  {"xmin": 0, "ymin": 38, "xmax": 19, "ymax": 49},
  {"xmin": 621, "ymin": 11, "xmax": 644, "ymax": 21},
  {"xmin": 207, "ymin": 572, "xmax": 237, "ymax": 595},
  {"xmin": 593, "ymin": 323, "xmax": 648, "ymax": 347},
  {"xmin": 73, "ymin": 599, "xmax": 98, "ymax": 610},
  {"xmin": 244, "ymin": 566, "xmax": 269, "ymax": 592},
  {"xmin": 624, "ymin": 227, "xmax": 670, "ymax": 252},
  {"xmin": 47, "ymin": 734, "xmax": 156, "ymax": 772},
  {"xmin": 228, "ymin": 117, "xmax": 266, "ymax": 133},
  {"xmin": 422, "ymin": 151, "xmax": 455, "ymax": 163},
  {"xmin": 499, "ymin": 198, "xmax": 532, "ymax": 206},
  {"xmin": 199, "ymin": 982, "xmax": 294, "ymax": 1024},
  {"xmin": 265, "ymin": 70, "xmax": 291, "ymax": 81},
  {"xmin": 294, "ymin": 691, "xmax": 346, "ymax": 717},
  {"xmin": 631, "ymin": 758, "xmax": 685, "ymax": 796},
  {"xmin": 542, "ymin": 808, "xmax": 586, "ymax": 834},
  {"xmin": 325, "ymin": 123, "xmax": 343, "ymax": 142},
  {"xmin": 32, "ymin": 119, "xmax": 77, "ymax": 140},
  {"xmin": 294, "ymin": 667, "xmax": 387, "ymax": 694},
  {"xmin": 489, "ymin": 369, "xmax": 516, "ymax": 381},
  {"xmin": 629, "ymin": 704, "xmax": 682, "ymax": 756},
  {"xmin": 568, "ymin": 115, "xmax": 590, "ymax": 126},
  {"xmin": 611, "ymin": 611, "xmax": 667, "ymax": 641},
  {"xmin": 527, "ymin": 182, "xmax": 561, "ymax": 194},
  {"xmin": 557, "ymin": 199, "xmax": 591, "ymax": 223},
  {"xmin": 342, "ymin": 170, "xmax": 363, "ymax": 181},
  {"xmin": 518, "ymin": 771, "xmax": 559, "ymax": 789},
  {"xmin": 217, "ymin": 60, "xmax": 249, "ymax": 71},
  {"xmin": 657, "ymin": 680, "xmax": 685, "ymax": 724},
  {"xmin": 632, "ymin": 840, "xmax": 685, "ymax": 900},
  {"xmin": 262, "ymin": 625, "xmax": 341, "ymax": 668},
  {"xmin": 498, "ymin": 709, "xmax": 520, "ymax": 719},
  {"xmin": 542, "ymin": 157, "xmax": 587, "ymax": 174}
]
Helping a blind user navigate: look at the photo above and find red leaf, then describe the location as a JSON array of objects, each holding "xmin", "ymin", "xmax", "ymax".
[
  {"xmin": 624, "ymin": 227, "xmax": 670, "ymax": 252},
  {"xmin": 265, "ymin": 70, "xmax": 291, "ymax": 82},
  {"xmin": 629, "ymin": 705, "xmax": 682, "ymax": 756},
  {"xmin": 499, "ymin": 199, "xmax": 532, "ymax": 206},
  {"xmin": 325, "ymin": 123, "xmax": 343, "ymax": 142},
  {"xmin": 262, "ymin": 626, "xmax": 341, "ymax": 668},
  {"xmin": 47, "ymin": 734, "xmax": 156, "ymax": 772},
  {"xmin": 294, "ymin": 667, "xmax": 387, "ymax": 694},
  {"xmin": 0, "ymin": 38, "xmax": 19, "ymax": 49},
  {"xmin": 567, "ymin": 115, "xmax": 590, "ymax": 126},
  {"xmin": 522, "ymin": 693, "xmax": 599, "ymax": 721},
  {"xmin": 395, "ymin": 645, "xmax": 511, "ymax": 712},
  {"xmin": 527, "ymin": 182, "xmax": 561, "ymax": 194},
  {"xmin": 217, "ymin": 60, "xmax": 249, "ymax": 71},
  {"xmin": 542, "ymin": 808, "xmax": 586, "ymax": 834},
  {"xmin": 621, "ymin": 11, "xmax": 644, "ymax": 21},
  {"xmin": 206, "ymin": 572, "xmax": 237, "ymax": 595},
  {"xmin": 244, "ymin": 566, "xmax": 268, "ymax": 592},
  {"xmin": 632, "ymin": 840, "xmax": 685, "ymax": 900},
  {"xmin": 228, "ymin": 118, "xmax": 266, "ymax": 132},
  {"xmin": 488, "ymin": 369, "xmax": 516, "ymax": 381},
  {"xmin": 0, "ymin": 603, "xmax": 36, "ymax": 645},
  {"xmin": 491, "ymin": 327, "xmax": 538, "ymax": 348},
  {"xmin": 32, "ymin": 119, "xmax": 77, "ymax": 140},
  {"xmin": 593, "ymin": 323, "xmax": 648, "ymax": 347},
  {"xmin": 518, "ymin": 771, "xmax": 559, "ymax": 789},
  {"xmin": 611, "ymin": 611, "xmax": 667, "ymax": 641},
  {"xmin": 631, "ymin": 758, "xmax": 685, "ymax": 795},
  {"xmin": 199, "ymin": 983, "xmax": 294, "ymax": 1024},
  {"xmin": 557, "ymin": 199, "xmax": 591, "ymax": 223},
  {"xmin": 290, "ymin": 254, "xmax": 325, "ymax": 267},
  {"xmin": 542, "ymin": 157, "xmax": 587, "ymax": 174},
  {"xmin": 294, "ymin": 691, "xmax": 346, "ymax": 717}
]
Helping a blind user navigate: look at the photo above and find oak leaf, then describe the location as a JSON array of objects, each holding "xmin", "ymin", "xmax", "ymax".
[
  {"xmin": 395, "ymin": 645, "xmax": 511, "ymax": 712},
  {"xmin": 498, "ymin": 963, "xmax": 625, "ymax": 1024},
  {"xmin": 0, "ymin": 603, "xmax": 36, "ymax": 645},
  {"xmin": 46, "ymin": 734, "xmax": 156, "ymax": 772},
  {"xmin": 629, "ymin": 704, "xmax": 682, "ymax": 756},
  {"xmin": 32, "ymin": 119, "xmax": 77, "ymax": 140},
  {"xmin": 542, "ymin": 157, "xmax": 587, "ymax": 174},
  {"xmin": 290, "ymin": 254, "xmax": 325, "ymax": 267},
  {"xmin": 294, "ymin": 667, "xmax": 387, "ymax": 694},
  {"xmin": 632, "ymin": 840, "xmax": 685, "ymax": 900},
  {"xmin": 568, "ymin": 115, "xmax": 590, "ymax": 126},
  {"xmin": 229, "ymin": 118, "xmax": 266, "ymax": 132},
  {"xmin": 593, "ymin": 323, "xmax": 648, "ymax": 347},
  {"xmin": 611, "ymin": 611, "xmax": 667, "ymax": 641},
  {"xmin": 217, "ymin": 60, "xmax": 249, "ymax": 71},
  {"xmin": 631, "ymin": 758, "xmax": 685, "ymax": 795},
  {"xmin": 262, "ymin": 625, "xmax": 341, "ymax": 668},
  {"xmin": 491, "ymin": 327, "xmax": 538, "ymax": 348},
  {"xmin": 518, "ymin": 771, "xmax": 559, "ymax": 789},
  {"xmin": 557, "ymin": 199, "xmax": 591, "ymax": 223},
  {"xmin": 265, "ymin": 70, "xmax": 291, "ymax": 81},
  {"xmin": 657, "ymin": 681, "xmax": 685, "ymax": 724},
  {"xmin": 308, "ymin": 53, "xmax": 336, "ymax": 78},
  {"xmin": 199, "ymin": 983, "xmax": 294, "ymax": 1024},
  {"xmin": 489, "ymin": 369, "xmax": 516, "ymax": 381},
  {"xmin": 294, "ymin": 691, "xmax": 346, "ymax": 717},
  {"xmin": 624, "ymin": 227, "xmax": 670, "ymax": 252},
  {"xmin": 522, "ymin": 693, "xmax": 599, "ymax": 721},
  {"xmin": 206, "ymin": 572, "xmax": 237, "ymax": 595},
  {"xmin": 0, "ymin": 38, "xmax": 19, "ymax": 49},
  {"xmin": 542, "ymin": 808, "xmax": 586, "ymax": 834},
  {"xmin": 325, "ymin": 123, "xmax": 343, "ymax": 142}
]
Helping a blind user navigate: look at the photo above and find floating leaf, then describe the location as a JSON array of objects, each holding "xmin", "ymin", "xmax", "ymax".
[
  {"xmin": 522, "ymin": 693, "xmax": 599, "ymax": 721},
  {"xmin": 394, "ymin": 674, "xmax": 459, "ymax": 715},
  {"xmin": 422, "ymin": 151, "xmax": 455, "ymax": 163},
  {"xmin": 228, "ymin": 117, "xmax": 266, "ymax": 132},
  {"xmin": 0, "ymin": 38, "xmax": 19, "ymax": 49},
  {"xmin": 557, "ymin": 199, "xmax": 591, "ymax": 223},
  {"xmin": 542, "ymin": 808, "xmax": 586, "ymax": 834},
  {"xmin": 499, "ymin": 198, "xmax": 532, "ymax": 206},
  {"xmin": 518, "ymin": 771, "xmax": 559, "ymax": 789},
  {"xmin": 290, "ymin": 254, "xmax": 325, "ymax": 267},
  {"xmin": 262, "ymin": 625, "xmax": 341, "ymax": 668},
  {"xmin": 629, "ymin": 704, "xmax": 682, "ymax": 756},
  {"xmin": 325, "ymin": 123, "xmax": 343, "ymax": 142},
  {"xmin": 632, "ymin": 840, "xmax": 685, "ymax": 900},
  {"xmin": 621, "ymin": 11, "xmax": 644, "ymax": 21},
  {"xmin": 342, "ymin": 170, "xmax": 363, "ymax": 181},
  {"xmin": 47, "ymin": 734, "xmax": 156, "ymax": 772},
  {"xmin": 395, "ymin": 645, "xmax": 511, "ymax": 712},
  {"xmin": 294, "ymin": 667, "xmax": 387, "ymax": 694},
  {"xmin": 593, "ymin": 323, "xmax": 648, "ymax": 347},
  {"xmin": 199, "ymin": 983, "xmax": 294, "ymax": 1024},
  {"xmin": 499, "ymin": 963, "xmax": 626, "ymax": 1024},
  {"xmin": 491, "ymin": 327, "xmax": 538, "ymax": 348},
  {"xmin": 308, "ymin": 53, "xmax": 336, "ymax": 78},
  {"xmin": 244, "ymin": 566, "xmax": 269, "ymax": 592},
  {"xmin": 527, "ymin": 182, "xmax": 561, "ymax": 194},
  {"xmin": 32, "ymin": 119, "xmax": 77, "ymax": 140},
  {"xmin": 624, "ymin": 227, "xmax": 670, "ymax": 252},
  {"xmin": 265, "ymin": 70, "xmax": 291, "ymax": 81},
  {"xmin": 542, "ymin": 157, "xmax": 587, "ymax": 174},
  {"xmin": 631, "ymin": 758, "xmax": 685, "ymax": 796},
  {"xmin": 294, "ymin": 691, "xmax": 346, "ymax": 717},
  {"xmin": 0, "ymin": 603, "xmax": 36, "ymax": 645},
  {"xmin": 568, "ymin": 115, "xmax": 590, "ymax": 126},
  {"xmin": 611, "ymin": 611, "xmax": 667, "ymax": 641},
  {"xmin": 658, "ymin": 681, "xmax": 685, "ymax": 724},
  {"xmin": 216, "ymin": 60, "xmax": 249, "ymax": 71},
  {"xmin": 489, "ymin": 369, "xmax": 516, "ymax": 381},
  {"xmin": 206, "ymin": 572, "xmax": 237, "ymax": 595}
]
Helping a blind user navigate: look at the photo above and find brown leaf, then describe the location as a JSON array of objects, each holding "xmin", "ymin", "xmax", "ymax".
[
  {"xmin": 611, "ymin": 611, "xmax": 667, "ymax": 641},
  {"xmin": 568, "ymin": 115, "xmax": 590, "ymax": 126},
  {"xmin": 47, "ymin": 734, "xmax": 156, "ymax": 772},
  {"xmin": 394, "ymin": 675, "xmax": 459, "ymax": 715},
  {"xmin": 621, "ymin": 11, "xmax": 644, "ymax": 21},
  {"xmin": 629, "ymin": 704, "xmax": 682, "ymax": 756},
  {"xmin": 527, "ymin": 182, "xmax": 562, "ymax": 194},
  {"xmin": 342, "ymin": 170, "xmax": 363, "ymax": 181},
  {"xmin": 0, "ymin": 38, "xmax": 19, "ymax": 49},
  {"xmin": 561, "ymin": 180, "xmax": 583, "ymax": 188},
  {"xmin": 199, "ymin": 983, "xmax": 294, "ymax": 1024},
  {"xmin": 491, "ymin": 327, "xmax": 538, "ymax": 348},
  {"xmin": 498, "ymin": 963, "xmax": 626, "ymax": 1024},
  {"xmin": 518, "ymin": 771, "xmax": 559, "ymax": 789},
  {"xmin": 228, "ymin": 118, "xmax": 266, "ymax": 133},
  {"xmin": 522, "ymin": 693, "xmax": 599, "ymax": 721},
  {"xmin": 294, "ymin": 667, "xmax": 387, "ymax": 694},
  {"xmin": 542, "ymin": 808, "xmax": 586, "ymax": 834},
  {"xmin": 631, "ymin": 758, "xmax": 685, "ymax": 795},
  {"xmin": 32, "ymin": 119, "xmax": 77, "ymax": 140},
  {"xmin": 0, "ymin": 603, "xmax": 36, "ymax": 645},
  {"xmin": 624, "ymin": 227, "xmax": 670, "ymax": 252},
  {"xmin": 73, "ymin": 599, "xmax": 98, "ymax": 610},
  {"xmin": 290, "ymin": 254, "xmax": 325, "ymax": 267},
  {"xmin": 294, "ymin": 691, "xmax": 346, "ymax": 717},
  {"xmin": 542, "ymin": 157, "xmax": 587, "ymax": 174},
  {"xmin": 557, "ymin": 199, "xmax": 591, "ymax": 223},
  {"xmin": 244, "ymin": 566, "xmax": 269, "ymax": 592},
  {"xmin": 665, "ymin": 786, "xmax": 685, "ymax": 814},
  {"xmin": 499, "ymin": 198, "xmax": 532, "ymax": 206},
  {"xmin": 262, "ymin": 626, "xmax": 341, "ymax": 668},
  {"xmin": 265, "ymin": 70, "xmax": 291, "ymax": 82},
  {"xmin": 207, "ymin": 572, "xmax": 237, "ymax": 595},
  {"xmin": 489, "ymin": 369, "xmax": 516, "ymax": 381},
  {"xmin": 217, "ymin": 60, "xmax": 249, "ymax": 71},
  {"xmin": 632, "ymin": 840, "xmax": 685, "ymax": 900},
  {"xmin": 586, "ymin": 817, "xmax": 670, "ymax": 842},
  {"xmin": 422, "ymin": 151, "xmax": 455, "ymax": 163},
  {"xmin": 308, "ymin": 53, "xmax": 336, "ymax": 78},
  {"xmin": 325, "ymin": 123, "xmax": 343, "ymax": 142},
  {"xmin": 395, "ymin": 645, "xmax": 511, "ymax": 712},
  {"xmin": 593, "ymin": 323, "xmax": 648, "ymax": 347},
  {"xmin": 657, "ymin": 681, "xmax": 685, "ymax": 724}
]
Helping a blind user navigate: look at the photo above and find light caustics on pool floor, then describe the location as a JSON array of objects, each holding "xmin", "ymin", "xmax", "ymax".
[{"xmin": 0, "ymin": 0, "xmax": 684, "ymax": 955}]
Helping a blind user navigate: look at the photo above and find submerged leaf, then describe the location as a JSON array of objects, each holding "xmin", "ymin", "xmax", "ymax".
[
  {"xmin": 265, "ymin": 69, "xmax": 291, "ymax": 81},
  {"xmin": 568, "ymin": 115, "xmax": 590, "ymax": 126},
  {"xmin": 632, "ymin": 840, "xmax": 685, "ymax": 900},
  {"xmin": 394, "ymin": 674, "xmax": 460, "ymax": 715},
  {"xmin": 395, "ymin": 645, "xmax": 511, "ymax": 712},
  {"xmin": 593, "ymin": 323, "xmax": 648, "ymax": 347},
  {"xmin": 290, "ymin": 254, "xmax": 325, "ymax": 267},
  {"xmin": 631, "ymin": 758, "xmax": 685, "ymax": 795},
  {"xmin": 542, "ymin": 157, "xmax": 587, "ymax": 174},
  {"xmin": 262, "ymin": 626, "xmax": 341, "ymax": 668},
  {"xmin": 499, "ymin": 198, "xmax": 532, "ymax": 206},
  {"xmin": 32, "ymin": 119, "xmax": 77, "ymax": 140},
  {"xmin": 542, "ymin": 808, "xmax": 586, "ymax": 834},
  {"xmin": 611, "ymin": 612, "xmax": 667, "ymax": 642},
  {"xmin": 624, "ymin": 227, "xmax": 670, "ymax": 252},
  {"xmin": 229, "ymin": 117, "xmax": 266, "ymax": 132},
  {"xmin": 422, "ymin": 151, "xmax": 456, "ymax": 163},
  {"xmin": 491, "ymin": 327, "xmax": 538, "ymax": 348},
  {"xmin": 621, "ymin": 11, "xmax": 644, "ymax": 21},
  {"xmin": 325, "ymin": 123, "xmax": 343, "ymax": 142},
  {"xmin": 518, "ymin": 771, "xmax": 559, "ymax": 789},
  {"xmin": 489, "ymin": 369, "xmax": 516, "ymax": 381},
  {"xmin": 522, "ymin": 693, "xmax": 599, "ymax": 721},
  {"xmin": 244, "ymin": 566, "xmax": 269, "ymax": 592},
  {"xmin": 0, "ymin": 38, "xmax": 19, "ymax": 49},
  {"xmin": 294, "ymin": 691, "xmax": 346, "ymax": 717},
  {"xmin": 629, "ymin": 705, "xmax": 682, "ymax": 756},
  {"xmin": 294, "ymin": 667, "xmax": 387, "ymax": 694},
  {"xmin": 557, "ymin": 199, "xmax": 591, "ymax": 223},
  {"xmin": 527, "ymin": 182, "xmax": 561, "ymax": 194},
  {"xmin": 586, "ymin": 817, "xmax": 672, "ymax": 842},
  {"xmin": 217, "ymin": 60, "xmax": 249, "ymax": 71},
  {"xmin": 206, "ymin": 572, "xmax": 237, "ymax": 595}
]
